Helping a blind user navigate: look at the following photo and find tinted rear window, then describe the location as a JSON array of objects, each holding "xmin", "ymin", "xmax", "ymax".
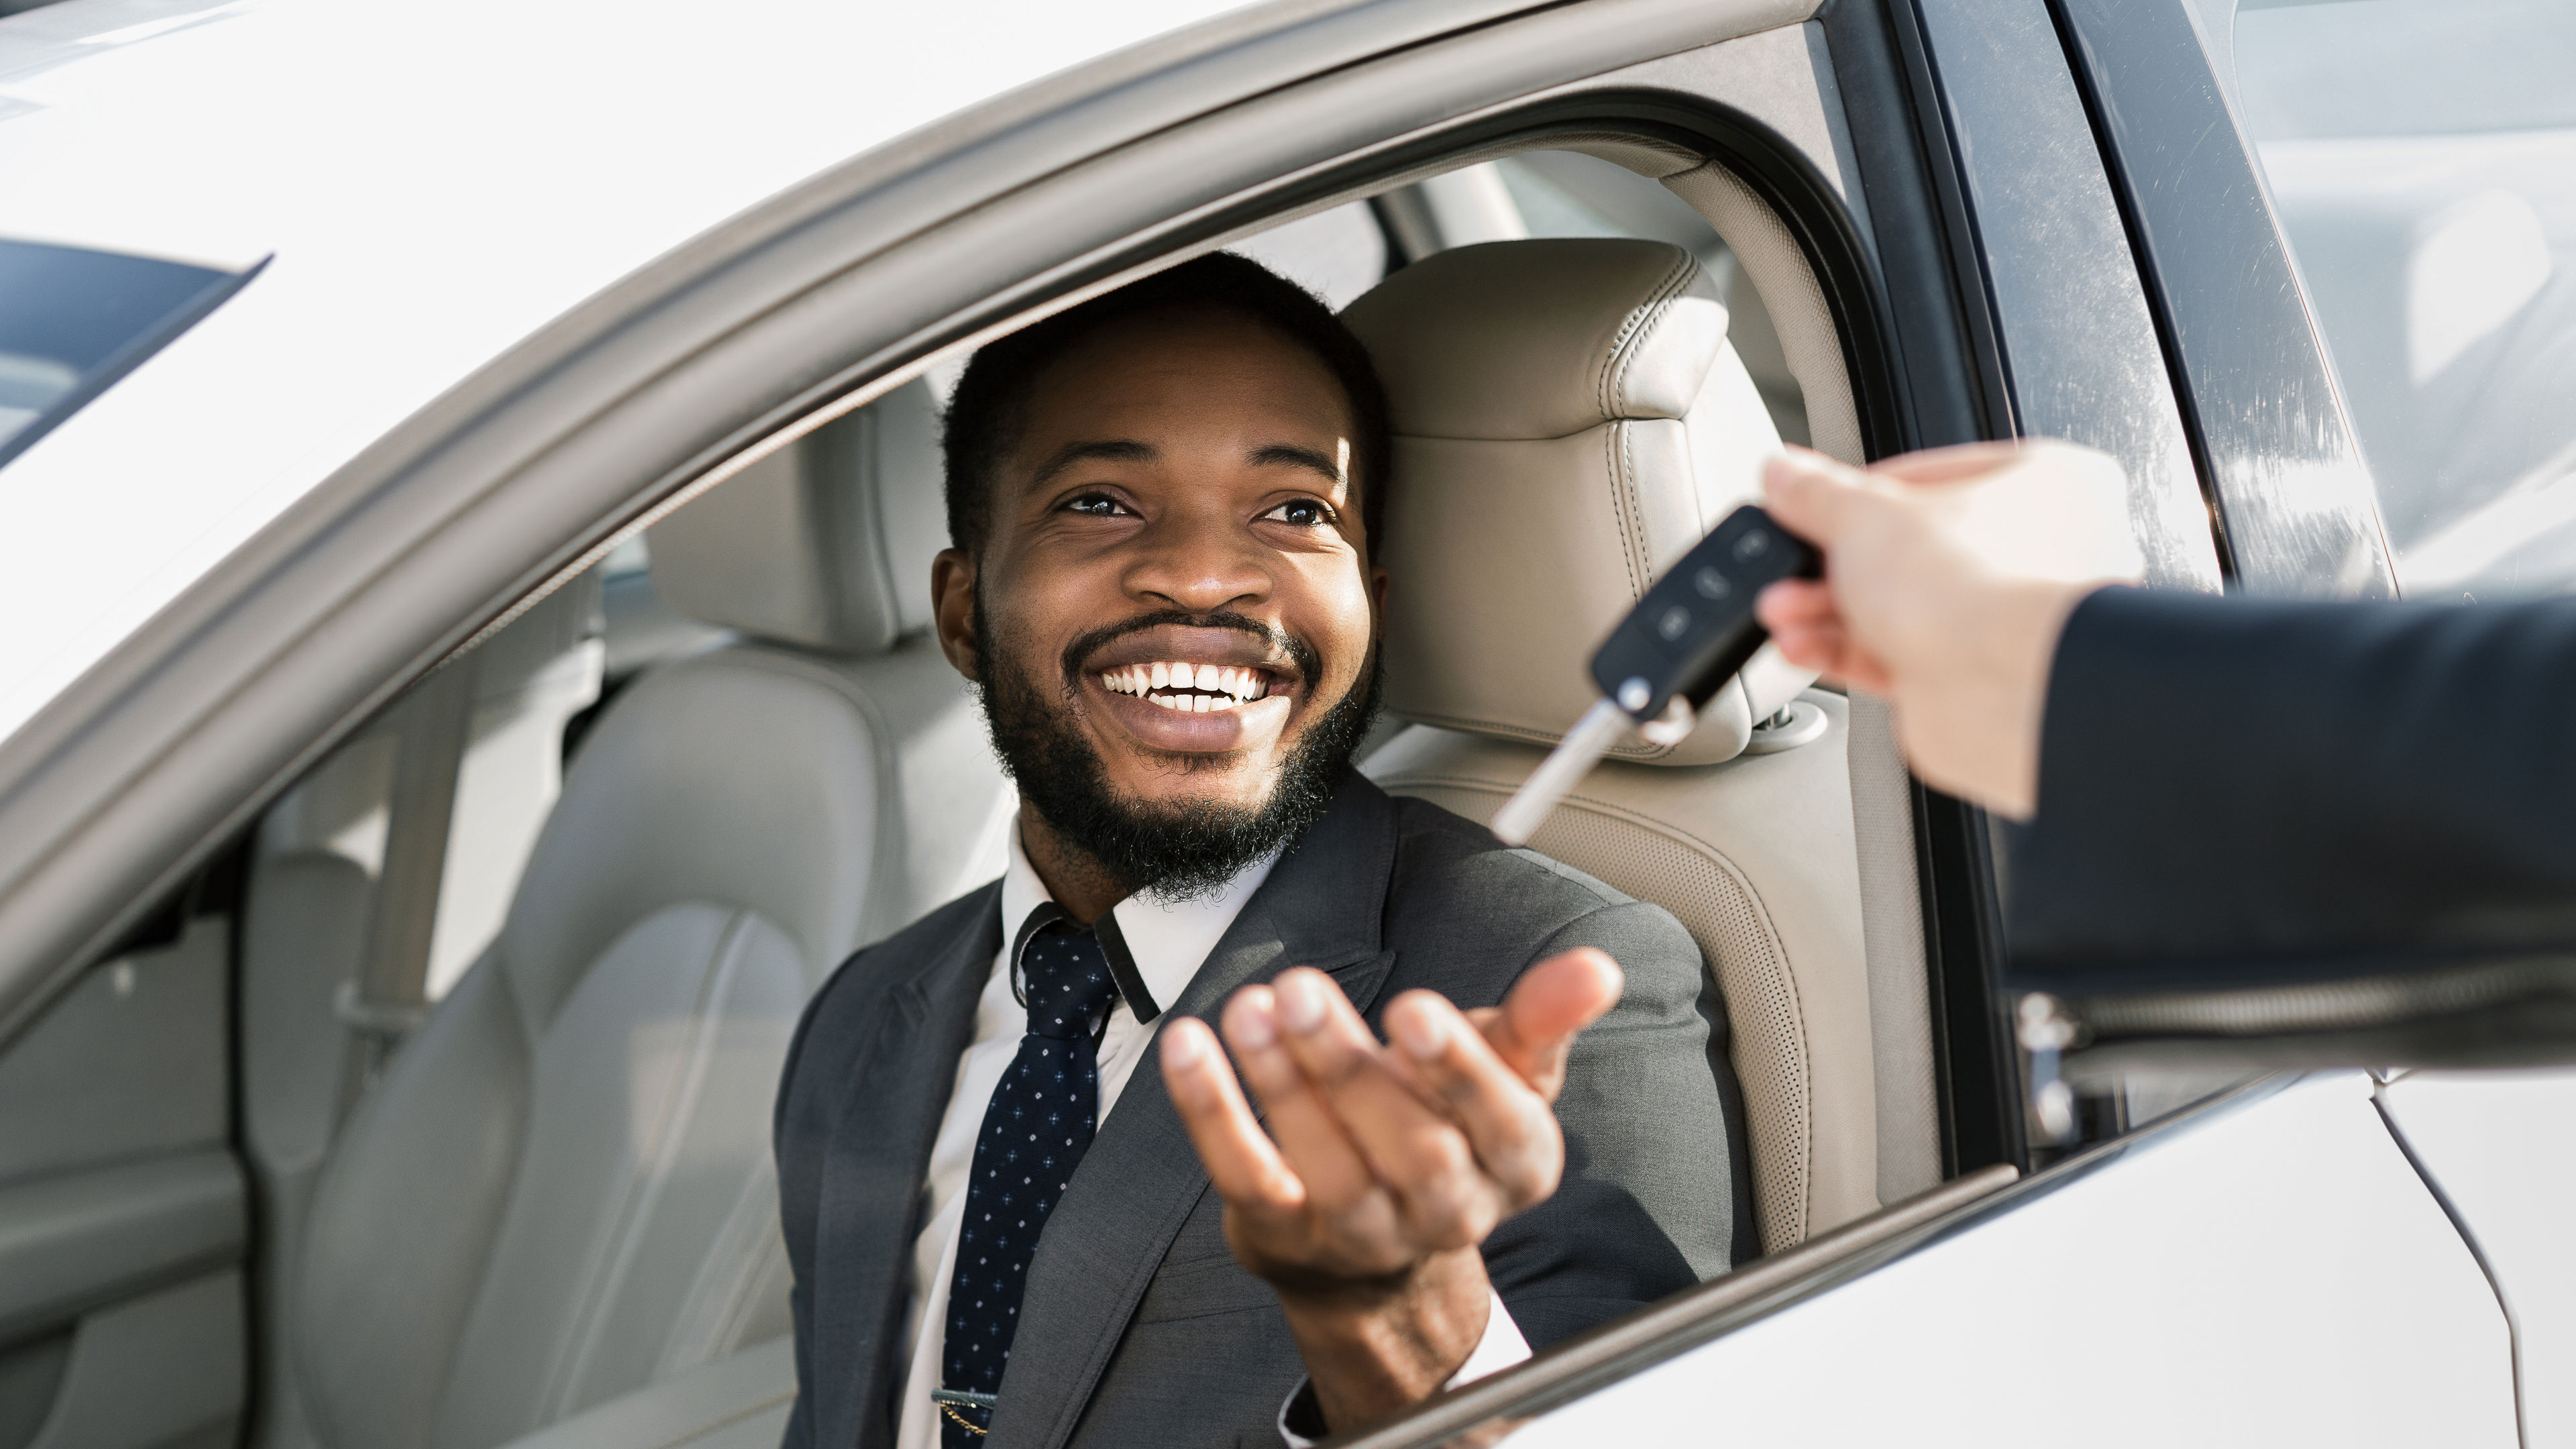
[{"xmin": 1, "ymin": 239, "xmax": 252, "ymax": 472}]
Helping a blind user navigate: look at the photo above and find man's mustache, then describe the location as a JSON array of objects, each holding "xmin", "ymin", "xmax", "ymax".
[{"xmin": 1058, "ymin": 610, "xmax": 1322, "ymax": 696}]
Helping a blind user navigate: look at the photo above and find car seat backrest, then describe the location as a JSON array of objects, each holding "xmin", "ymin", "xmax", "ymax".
[
  {"xmin": 287, "ymin": 380, "xmax": 1010, "ymax": 1449},
  {"xmin": 1342, "ymin": 237, "xmax": 1813, "ymax": 765},
  {"xmin": 1344, "ymin": 239, "xmax": 1878, "ymax": 1253},
  {"xmin": 647, "ymin": 380, "xmax": 949, "ymax": 654}
]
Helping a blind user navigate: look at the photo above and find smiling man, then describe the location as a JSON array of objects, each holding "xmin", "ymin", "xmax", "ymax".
[{"xmin": 773, "ymin": 254, "xmax": 1748, "ymax": 1449}]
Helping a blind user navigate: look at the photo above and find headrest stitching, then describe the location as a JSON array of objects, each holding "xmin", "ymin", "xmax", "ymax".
[
  {"xmin": 1607, "ymin": 417, "xmax": 1680, "ymax": 767},
  {"xmin": 1621, "ymin": 252, "xmax": 1703, "ymax": 419},
  {"xmin": 1599, "ymin": 423, "xmax": 1643, "ymax": 602},
  {"xmin": 1619, "ymin": 420, "xmax": 1652, "ymax": 602},
  {"xmin": 1599, "ymin": 249, "xmax": 1703, "ymax": 423}
]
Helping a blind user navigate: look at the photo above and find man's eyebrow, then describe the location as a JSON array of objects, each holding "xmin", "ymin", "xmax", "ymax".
[
  {"xmin": 1248, "ymin": 443, "xmax": 1345, "ymax": 488},
  {"xmin": 1030, "ymin": 439, "xmax": 1158, "ymax": 488}
]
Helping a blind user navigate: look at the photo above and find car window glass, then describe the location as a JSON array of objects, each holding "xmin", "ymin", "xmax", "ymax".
[
  {"xmin": 2222, "ymin": 0, "xmax": 2576, "ymax": 600},
  {"xmin": 1496, "ymin": 152, "xmax": 1809, "ymax": 447},
  {"xmin": 0, "ymin": 239, "xmax": 246, "ymax": 472},
  {"xmin": 601, "ymin": 534, "xmax": 650, "ymax": 580},
  {"xmin": 1225, "ymin": 199, "xmax": 1389, "ymax": 310}
]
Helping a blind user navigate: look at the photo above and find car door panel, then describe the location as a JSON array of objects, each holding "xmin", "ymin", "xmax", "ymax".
[
  {"xmin": 19, "ymin": 1273, "xmax": 242, "ymax": 1449},
  {"xmin": 0, "ymin": 1152, "xmax": 241, "ymax": 1345},
  {"xmin": 2379, "ymin": 1071, "xmax": 2576, "ymax": 1448},
  {"xmin": 1498, "ymin": 1075, "xmax": 2514, "ymax": 1447},
  {"xmin": 0, "ymin": 919, "xmax": 228, "ymax": 1177},
  {"xmin": 0, "ymin": 914, "xmax": 246, "ymax": 1449}
]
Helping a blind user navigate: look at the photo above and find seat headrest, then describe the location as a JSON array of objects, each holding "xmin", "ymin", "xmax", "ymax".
[
  {"xmin": 1344, "ymin": 238, "xmax": 1808, "ymax": 766},
  {"xmin": 646, "ymin": 379, "xmax": 947, "ymax": 654}
]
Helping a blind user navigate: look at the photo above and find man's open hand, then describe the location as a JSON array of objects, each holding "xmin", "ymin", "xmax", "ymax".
[{"xmin": 1158, "ymin": 949, "xmax": 1623, "ymax": 1432}]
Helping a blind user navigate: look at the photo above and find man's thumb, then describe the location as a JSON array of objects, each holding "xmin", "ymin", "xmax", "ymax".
[{"xmin": 1761, "ymin": 448, "xmax": 1866, "ymax": 547}]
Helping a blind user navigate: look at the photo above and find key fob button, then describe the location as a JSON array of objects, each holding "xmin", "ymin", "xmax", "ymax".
[
  {"xmin": 1733, "ymin": 530, "xmax": 1772, "ymax": 561},
  {"xmin": 1657, "ymin": 605, "xmax": 1692, "ymax": 641},
  {"xmin": 1693, "ymin": 566, "xmax": 1731, "ymax": 599}
]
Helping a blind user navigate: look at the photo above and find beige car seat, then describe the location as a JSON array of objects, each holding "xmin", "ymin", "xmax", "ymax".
[
  {"xmin": 1345, "ymin": 239, "xmax": 1879, "ymax": 1253},
  {"xmin": 275, "ymin": 382, "xmax": 1008, "ymax": 1449}
]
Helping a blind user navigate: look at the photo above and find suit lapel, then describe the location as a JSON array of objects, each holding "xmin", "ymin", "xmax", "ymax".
[
  {"xmin": 991, "ymin": 776, "xmax": 1402, "ymax": 1449},
  {"xmin": 814, "ymin": 882, "xmax": 1002, "ymax": 1449}
]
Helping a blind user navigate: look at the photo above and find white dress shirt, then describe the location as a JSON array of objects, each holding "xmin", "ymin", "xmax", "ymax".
[{"xmin": 890, "ymin": 827, "xmax": 1528, "ymax": 1449}]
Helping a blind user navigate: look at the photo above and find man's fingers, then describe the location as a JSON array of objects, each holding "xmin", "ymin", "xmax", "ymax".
[
  {"xmin": 1758, "ymin": 590, "xmax": 1894, "ymax": 694},
  {"xmin": 1160, "ymin": 1016, "xmax": 1305, "ymax": 1222},
  {"xmin": 1220, "ymin": 984, "xmax": 1397, "ymax": 1227},
  {"xmin": 1383, "ymin": 991, "xmax": 1561, "ymax": 1208},
  {"xmin": 1478, "ymin": 949, "xmax": 1622, "ymax": 1098},
  {"xmin": 1760, "ymin": 447, "xmax": 1876, "ymax": 547},
  {"xmin": 1265, "ymin": 971, "xmax": 1498, "ymax": 1244},
  {"xmin": 1755, "ymin": 576, "xmax": 1838, "ymax": 632},
  {"xmin": 1867, "ymin": 439, "xmax": 2028, "ymax": 485},
  {"xmin": 1756, "ymin": 579, "xmax": 1843, "ymax": 674}
]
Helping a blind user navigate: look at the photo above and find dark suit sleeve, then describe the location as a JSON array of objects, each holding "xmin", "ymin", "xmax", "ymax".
[
  {"xmin": 2010, "ymin": 586, "xmax": 2576, "ymax": 991},
  {"xmin": 1481, "ymin": 896, "xmax": 1746, "ymax": 1347}
]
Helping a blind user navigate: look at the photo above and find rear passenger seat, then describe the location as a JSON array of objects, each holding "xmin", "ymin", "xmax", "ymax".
[{"xmin": 255, "ymin": 380, "xmax": 1010, "ymax": 1449}]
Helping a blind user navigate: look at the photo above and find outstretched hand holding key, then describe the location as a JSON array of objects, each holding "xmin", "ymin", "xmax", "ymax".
[
  {"xmin": 1754, "ymin": 442, "xmax": 2142, "ymax": 819},
  {"xmin": 1495, "ymin": 441, "xmax": 2142, "ymax": 839}
]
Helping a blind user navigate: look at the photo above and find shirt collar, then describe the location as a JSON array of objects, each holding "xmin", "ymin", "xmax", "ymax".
[{"xmin": 1000, "ymin": 824, "xmax": 1282, "ymax": 1022}]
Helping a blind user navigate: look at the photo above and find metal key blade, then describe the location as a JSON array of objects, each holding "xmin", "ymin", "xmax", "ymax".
[{"xmin": 1490, "ymin": 698, "xmax": 1633, "ymax": 846}]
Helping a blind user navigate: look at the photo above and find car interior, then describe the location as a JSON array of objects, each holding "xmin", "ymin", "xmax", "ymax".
[{"xmin": 0, "ymin": 140, "xmax": 1953, "ymax": 1449}]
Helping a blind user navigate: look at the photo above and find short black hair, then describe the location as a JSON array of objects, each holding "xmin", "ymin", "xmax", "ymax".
[{"xmin": 941, "ymin": 252, "xmax": 1393, "ymax": 559}]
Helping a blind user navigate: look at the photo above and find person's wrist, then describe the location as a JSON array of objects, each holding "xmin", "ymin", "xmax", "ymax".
[
  {"xmin": 1894, "ymin": 574, "xmax": 2096, "ymax": 820},
  {"xmin": 1977, "ymin": 575, "xmax": 2092, "ymax": 820},
  {"xmin": 1266, "ymin": 1244, "xmax": 1491, "ymax": 1431}
]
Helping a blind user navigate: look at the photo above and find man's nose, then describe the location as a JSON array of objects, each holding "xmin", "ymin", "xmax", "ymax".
[{"xmin": 1122, "ymin": 508, "xmax": 1273, "ymax": 614}]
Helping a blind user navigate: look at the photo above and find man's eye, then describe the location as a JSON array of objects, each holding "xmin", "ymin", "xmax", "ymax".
[
  {"xmin": 1263, "ymin": 498, "xmax": 1332, "ymax": 527},
  {"xmin": 1065, "ymin": 493, "xmax": 1128, "ymax": 517}
]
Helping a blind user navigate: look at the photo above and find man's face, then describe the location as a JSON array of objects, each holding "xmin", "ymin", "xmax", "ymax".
[{"xmin": 931, "ymin": 305, "xmax": 1388, "ymax": 893}]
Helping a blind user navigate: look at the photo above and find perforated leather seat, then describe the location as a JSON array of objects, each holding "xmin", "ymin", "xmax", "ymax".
[
  {"xmin": 276, "ymin": 382, "xmax": 1009, "ymax": 1449},
  {"xmin": 1345, "ymin": 240, "xmax": 1878, "ymax": 1253}
]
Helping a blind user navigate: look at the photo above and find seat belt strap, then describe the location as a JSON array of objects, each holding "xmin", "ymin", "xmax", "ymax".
[{"xmin": 336, "ymin": 657, "xmax": 476, "ymax": 1108}]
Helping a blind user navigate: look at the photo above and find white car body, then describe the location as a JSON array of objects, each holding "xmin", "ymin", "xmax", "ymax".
[
  {"xmin": 0, "ymin": 1, "xmax": 2567, "ymax": 1447},
  {"xmin": 0, "ymin": 0, "xmax": 1239, "ymax": 747}
]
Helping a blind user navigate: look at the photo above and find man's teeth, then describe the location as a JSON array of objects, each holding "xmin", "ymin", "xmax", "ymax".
[{"xmin": 1099, "ymin": 663, "xmax": 1272, "ymax": 712}]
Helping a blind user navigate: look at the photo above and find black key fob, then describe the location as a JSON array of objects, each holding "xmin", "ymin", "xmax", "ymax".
[{"xmin": 1589, "ymin": 504, "xmax": 1821, "ymax": 723}]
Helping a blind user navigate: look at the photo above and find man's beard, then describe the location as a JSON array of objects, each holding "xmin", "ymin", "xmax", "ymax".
[{"xmin": 973, "ymin": 600, "xmax": 1381, "ymax": 902}]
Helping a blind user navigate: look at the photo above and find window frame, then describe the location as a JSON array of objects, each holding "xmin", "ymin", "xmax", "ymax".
[
  {"xmin": 0, "ymin": 0, "xmax": 2167, "ymax": 1434},
  {"xmin": 2044, "ymin": 0, "xmax": 2397, "ymax": 599},
  {"xmin": 0, "ymin": 0, "xmax": 1909, "ymax": 1044}
]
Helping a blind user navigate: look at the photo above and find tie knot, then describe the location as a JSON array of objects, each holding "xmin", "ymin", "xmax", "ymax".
[{"xmin": 1020, "ymin": 922, "xmax": 1121, "ymax": 1042}]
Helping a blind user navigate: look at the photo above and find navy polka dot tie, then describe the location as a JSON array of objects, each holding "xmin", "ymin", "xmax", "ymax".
[{"xmin": 940, "ymin": 920, "xmax": 1120, "ymax": 1444}]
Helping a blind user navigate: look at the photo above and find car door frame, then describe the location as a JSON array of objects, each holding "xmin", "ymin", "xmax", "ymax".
[
  {"xmin": 0, "ymin": 0, "xmax": 2251, "ymax": 1438},
  {"xmin": 1329, "ymin": 0, "xmax": 2510, "ymax": 1434},
  {"xmin": 0, "ymin": 0, "xmax": 2031, "ymax": 1362},
  {"xmin": 0, "ymin": 0, "xmax": 1856, "ymax": 1040}
]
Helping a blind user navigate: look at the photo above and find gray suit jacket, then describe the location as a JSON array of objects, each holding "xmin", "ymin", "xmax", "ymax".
[{"xmin": 774, "ymin": 773, "xmax": 1747, "ymax": 1449}]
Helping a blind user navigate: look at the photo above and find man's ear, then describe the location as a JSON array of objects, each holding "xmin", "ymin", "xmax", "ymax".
[{"xmin": 931, "ymin": 547, "xmax": 980, "ymax": 682}]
